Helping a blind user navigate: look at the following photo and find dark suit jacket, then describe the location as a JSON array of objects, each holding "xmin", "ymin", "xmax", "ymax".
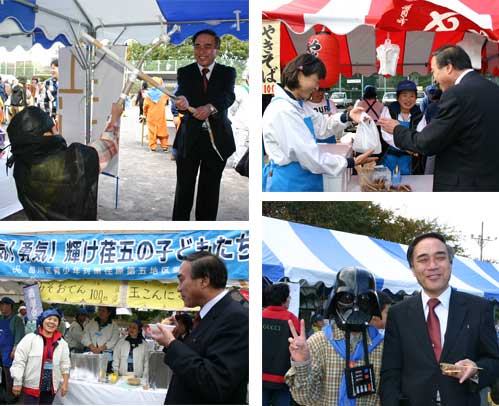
[
  {"xmin": 393, "ymin": 71, "xmax": 499, "ymax": 191},
  {"xmin": 379, "ymin": 290, "xmax": 499, "ymax": 406},
  {"xmin": 163, "ymin": 294, "xmax": 249, "ymax": 404},
  {"xmin": 175, "ymin": 62, "xmax": 236, "ymax": 160}
]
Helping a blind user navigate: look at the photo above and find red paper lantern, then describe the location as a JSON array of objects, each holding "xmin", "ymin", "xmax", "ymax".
[{"xmin": 307, "ymin": 28, "xmax": 340, "ymax": 88}]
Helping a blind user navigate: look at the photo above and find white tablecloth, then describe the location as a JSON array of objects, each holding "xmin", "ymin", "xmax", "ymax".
[
  {"xmin": 53, "ymin": 378, "xmax": 167, "ymax": 405},
  {"xmin": 0, "ymin": 155, "xmax": 22, "ymax": 219},
  {"xmin": 347, "ymin": 175, "xmax": 434, "ymax": 192}
]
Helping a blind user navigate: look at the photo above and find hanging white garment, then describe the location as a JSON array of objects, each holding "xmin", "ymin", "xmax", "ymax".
[
  {"xmin": 457, "ymin": 33, "xmax": 486, "ymax": 70},
  {"xmin": 376, "ymin": 39, "xmax": 400, "ymax": 76}
]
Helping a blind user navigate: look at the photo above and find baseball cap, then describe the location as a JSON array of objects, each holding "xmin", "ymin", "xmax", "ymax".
[
  {"xmin": 0, "ymin": 297, "xmax": 15, "ymax": 305},
  {"xmin": 396, "ymin": 80, "xmax": 417, "ymax": 95},
  {"xmin": 311, "ymin": 313, "xmax": 324, "ymax": 323}
]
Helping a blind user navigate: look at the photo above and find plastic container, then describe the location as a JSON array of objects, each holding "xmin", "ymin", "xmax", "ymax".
[{"xmin": 373, "ymin": 165, "xmax": 391, "ymax": 188}]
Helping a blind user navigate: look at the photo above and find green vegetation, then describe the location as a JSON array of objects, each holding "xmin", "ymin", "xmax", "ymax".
[{"xmin": 262, "ymin": 201, "xmax": 464, "ymax": 255}]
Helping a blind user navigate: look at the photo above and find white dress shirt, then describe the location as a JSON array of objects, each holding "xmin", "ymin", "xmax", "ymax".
[
  {"xmin": 455, "ymin": 69, "xmax": 474, "ymax": 85},
  {"xmin": 421, "ymin": 285, "xmax": 452, "ymax": 347},
  {"xmin": 197, "ymin": 61, "xmax": 216, "ymax": 80}
]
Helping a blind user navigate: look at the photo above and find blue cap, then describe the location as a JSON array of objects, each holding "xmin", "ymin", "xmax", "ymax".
[
  {"xmin": 396, "ymin": 80, "xmax": 417, "ymax": 95},
  {"xmin": 0, "ymin": 297, "xmax": 15, "ymax": 305},
  {"xmin": 76, "ymin": 308, "xmax": 88, "ymax": 316},
  {"xmin": 363, "ymin": 85, "xmax": 377, "ymax": 99},
  {"xmin": 37, "ymin": 309, "xmax": 61, "ymax": 327},
  {"xmin": 425, "ymin": 84, "xmax": 437, "ymax": 95},
  {"xmin": 363, "ymin": 85, "xmax": 376, "ymax": 93},
  {"xmin": 311, "ymin": 313, "xmax": 324, "ymax": 323},
  {"xmin": 85, "ymin": 305, "xmax": 96, "ymax": 313}
]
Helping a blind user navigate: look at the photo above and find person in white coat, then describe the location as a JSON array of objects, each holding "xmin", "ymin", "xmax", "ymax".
[
  {"xmin": 229, "ymin": 69, "xmax": 250, "ymax": 168},
  {"xmin": 262, "ymin": 53, "xmax": 376, "ymax": 192},
  {"xmin": 65, "ymin": 308, "xmax": 87, "ymax": 353},
  {"xmin": 112, "ymin": 320, "xmax": 149, "ymax": 379},
  {"xmin": 81, "ymin": 306, "xmax": 120, "ymax": 371},
  {"xmin": 10, "ymin": 309, "xmax": 70, "ymax": 404}
]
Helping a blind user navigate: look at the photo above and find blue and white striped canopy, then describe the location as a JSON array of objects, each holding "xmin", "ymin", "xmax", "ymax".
[
  {"xmin": 263, "ymin": 217, "xmax": 499, "ymax": 300},
  {"xmin": 0, "ymin": 0, "xmax": 248, "ymax": 49}
]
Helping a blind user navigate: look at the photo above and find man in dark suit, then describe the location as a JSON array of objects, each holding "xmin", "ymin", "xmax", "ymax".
[
  {"xmin": 173, "ymin": 30, "xmax": 236, "ymax": 220},
  {"xmin": 379, "ymin": 45, "xmax": 499, "ymax": 191},
  {"xmin": 151, "ymin": 251, "xmax": 248, "ymax": 404},
  {"xmin": 379, "ymin": 232, "xmax": 499, "ymax": 406}
]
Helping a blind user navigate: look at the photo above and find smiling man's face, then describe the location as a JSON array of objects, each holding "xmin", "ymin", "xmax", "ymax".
[
  {"xmin": 411, "ymin": 237, "xmax": 452, "ymax": 297},
  {"xmin": 194, "ymin": 33, "xmax": 219, "ymax": 68}
]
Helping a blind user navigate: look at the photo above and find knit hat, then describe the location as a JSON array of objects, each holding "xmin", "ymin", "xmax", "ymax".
[{"xmin": 37, "ymin": 309, "xmax": 61, "ymax": 328}]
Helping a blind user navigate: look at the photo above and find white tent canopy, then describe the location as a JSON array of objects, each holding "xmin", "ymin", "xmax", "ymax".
[
  {"xmin": 0, "ymin": 0, "xmax": 249, "ymax": 50},
  {"xmin": 263, "ymin": 217, "xmax": 499, "ymax": 300}
]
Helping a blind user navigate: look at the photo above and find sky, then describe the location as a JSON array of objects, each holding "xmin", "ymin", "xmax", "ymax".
[
  {"xmin": 0, "ymin": 43, "xmax": 61, "ymax": 66},
  {"xmin": 373, "ymin": 195, "xmax": 499, "ymax": 262}
]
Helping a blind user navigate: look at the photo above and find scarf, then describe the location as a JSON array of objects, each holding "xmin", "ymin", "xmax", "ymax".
[
  {"xmin": 125, "ymin": 333, "xmax": 144, "ymax": 350},
  {"xmin": 147, "ymin": 88, "xmax": 163, "ymax": 104},
  {"xmin": 324, "ymin": 324, "xmax": 383, "ymax": 406}
]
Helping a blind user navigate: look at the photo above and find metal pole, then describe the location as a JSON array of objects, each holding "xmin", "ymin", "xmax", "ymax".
[
  {"xmin": 471, "ymin": 221, "xmax": 497, "ymax": 261},
  {"xmin": 85, "ymin": 40, "xmax": 94, "ymax": 145},
  {"xmin": 480, "ymin": 221, "xmax": 484, "ymax": 261}
]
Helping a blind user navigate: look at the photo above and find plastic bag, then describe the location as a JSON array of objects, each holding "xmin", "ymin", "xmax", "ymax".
[{"xmin": 353, "ymin": 118, "xmax": 381, "ymax": 154}]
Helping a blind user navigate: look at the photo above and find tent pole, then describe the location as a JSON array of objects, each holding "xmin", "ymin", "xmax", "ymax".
[
  {"xmin": 85, "ymin": 39, "xmax": 95, "ymax": 145},
  {"xmin": 13, "ymin": 0, "xmax": 91, "ymax": 29}
]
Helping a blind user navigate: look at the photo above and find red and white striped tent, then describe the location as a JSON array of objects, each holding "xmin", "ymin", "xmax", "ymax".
[{"xmin": 263, "ymin": 0, "xmax": 499, "ymax": 76}]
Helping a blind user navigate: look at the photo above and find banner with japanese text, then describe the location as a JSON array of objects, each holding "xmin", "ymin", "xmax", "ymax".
[
  {"xmin": 262, "ymin": 20, "xmax": 280, "ymax": 94},
  {"xmin": 38, "ymin": 280, "xmax": 188, "ymax": 310},
  {"xmin": 0, "ymin": 231, "xmax": 249, "ymax": 280},
  {"xmin": 126, "ymin": 281, "xmax": 186, "ymax": 310},
  {"xmin": 39, "ymin": 280, "xmax": 121, "ymax": 305}
]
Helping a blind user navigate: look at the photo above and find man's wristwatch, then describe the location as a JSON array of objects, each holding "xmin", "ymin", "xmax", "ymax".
[{"xmin": 208, "ymin": 104, "xmax": 217, "ymax": 115}]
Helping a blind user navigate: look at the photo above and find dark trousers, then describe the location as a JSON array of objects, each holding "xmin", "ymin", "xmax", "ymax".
[
  {"xmin": 172, "ymin": 130, "xmax": 226, "ymax": 220},
  {"xmin": 262, "ymin": 387, "xmax": 291, "ymax": 406},
  {"xmin": 21, "ymin": 391, "xmax": 55, "ymax": 405},
  {"xmin": 0, "ymin": 365, "xmax": 16, "ymax": 404}
]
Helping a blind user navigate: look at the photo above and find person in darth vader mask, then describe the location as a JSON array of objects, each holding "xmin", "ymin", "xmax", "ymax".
[{"xmin": 286, "ymin": 266, "xmax": 385, "ymax": 406}]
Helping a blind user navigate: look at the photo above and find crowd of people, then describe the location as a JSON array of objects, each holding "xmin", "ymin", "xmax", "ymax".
[
  {"xmin": 0, "ymin": 59, "xmax": 59, "ymax": 126},
  {"xmin": 0, "ymin": 252, "xmax": 249, "ymax": 405},
  {"xmin": 0, "ymin": 300, "xmax": 193, "ymax": 404},
  {"xmin": 262, "ymin": 232, "xmax": 499, "ymax": 406}
]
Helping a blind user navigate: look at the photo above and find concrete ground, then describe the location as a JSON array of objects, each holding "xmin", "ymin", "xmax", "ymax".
[{"xmin": 3, "ymin": 106, "xmax": 248, "ymax": 221}]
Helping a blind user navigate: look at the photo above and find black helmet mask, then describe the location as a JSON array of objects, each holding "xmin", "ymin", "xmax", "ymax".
[
  {"xmin": 324, "ymin": 267, "xmax": 382, "ymax": 399},
  {"xmin": 326, "ymin": 267, "xmax": 381, "ymax": 332}
]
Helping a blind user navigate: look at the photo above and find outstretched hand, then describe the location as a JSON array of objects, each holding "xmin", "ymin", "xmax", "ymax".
[
  {"xmin": 354, "ymin": 149, "xmax": 378, "ymax": 166},
  {"xmin": 288, "ymin": 319, "xmax": 310, "ymax": 362},
  {"xmin": 349, "ymin": 106, "xmax": 369, "ymax": 123},
  {"xmin": 378, "ymin": 117, "xmax": 400, "ymax": 134}
]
